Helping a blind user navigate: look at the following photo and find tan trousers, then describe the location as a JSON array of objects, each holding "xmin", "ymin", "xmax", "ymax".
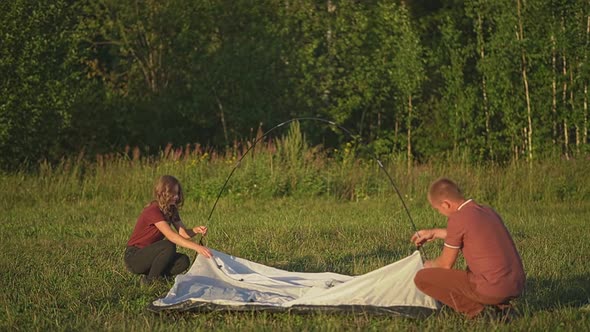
[{"xmin": 414, "ymin": 268, "xmax": 512, "ymax": 318}]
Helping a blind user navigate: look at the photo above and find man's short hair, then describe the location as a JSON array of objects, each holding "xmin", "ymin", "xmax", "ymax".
[{"xmin": 428, "ymin": 178, "xmax": 464, "ymax": 203}]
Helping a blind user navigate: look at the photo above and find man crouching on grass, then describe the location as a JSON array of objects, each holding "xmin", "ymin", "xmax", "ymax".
[{"xmin": 411, "ymin": 178, "xmax": 525, "ymax": 319}]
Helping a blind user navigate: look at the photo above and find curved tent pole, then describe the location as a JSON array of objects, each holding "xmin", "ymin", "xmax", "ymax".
[{"xmin": 198, "ymin": 117, "xmax": 424, "ymax": 258}]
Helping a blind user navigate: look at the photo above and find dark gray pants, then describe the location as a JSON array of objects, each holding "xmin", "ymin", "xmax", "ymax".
[{"xmin": 124, "ymin": 240, "xmax": 190, "ymax": 281}]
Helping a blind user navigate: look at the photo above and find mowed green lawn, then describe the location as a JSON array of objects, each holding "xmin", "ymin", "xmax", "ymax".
[{"xmin": 1, "ymin": 181, "xmax": 589, "ymax": 331}]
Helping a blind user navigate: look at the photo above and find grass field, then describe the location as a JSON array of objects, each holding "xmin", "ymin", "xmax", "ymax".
[{"xmin": 1, "ymin": 147, "xmax": 590, "ymax": 331}]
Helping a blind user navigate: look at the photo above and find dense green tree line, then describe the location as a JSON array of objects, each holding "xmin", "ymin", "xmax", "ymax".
[{"xmin": 1, "ymin": 0, "xmax": 589, "ymax": 170}]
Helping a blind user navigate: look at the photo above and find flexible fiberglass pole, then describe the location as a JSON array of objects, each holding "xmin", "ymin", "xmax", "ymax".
[{"xmin": 199, "ymin": 118, "xmax": 423, "ymax": 257}]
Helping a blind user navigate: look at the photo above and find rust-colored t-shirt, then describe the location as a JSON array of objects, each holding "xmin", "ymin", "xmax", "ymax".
[
  {"xmin": 444, "ymin": 200, "xmax": 525, "ymax": 298},
  {"xmin": 127, "ymin": 202, "xmax": 169, "ymax": 248}
]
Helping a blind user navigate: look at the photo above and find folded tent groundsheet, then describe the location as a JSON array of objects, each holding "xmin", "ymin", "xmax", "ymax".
[{"xmin": 148, "ymin": 249, "xmax": 439, "ymax": 316}]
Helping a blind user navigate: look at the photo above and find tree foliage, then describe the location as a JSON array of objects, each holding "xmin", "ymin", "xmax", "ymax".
[
  {"xmin": 0, "ymin": 0, "xmax": 84, "ymax": 169},
  {"xmin": 1, "ymin": 0, "xmax": 589, "ymax": 170}
]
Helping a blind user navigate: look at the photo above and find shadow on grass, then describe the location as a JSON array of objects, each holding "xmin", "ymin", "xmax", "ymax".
[
  {"xmin": 524, "ymin": 276, "xmax": 590, "ymax": 310},
  {"xmin": 271, "ymin": 245, "xmax": 414, "ymax": 275}
]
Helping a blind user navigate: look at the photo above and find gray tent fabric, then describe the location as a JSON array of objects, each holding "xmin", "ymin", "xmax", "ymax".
[{"xmin": 149, "ymin": 249, "xmax": 439, "ymax": 316}]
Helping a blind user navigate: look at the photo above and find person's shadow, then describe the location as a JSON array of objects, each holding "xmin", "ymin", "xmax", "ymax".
[{"xmin": 524, "ymin": 275, "xmax": 590, "ymax": 310}]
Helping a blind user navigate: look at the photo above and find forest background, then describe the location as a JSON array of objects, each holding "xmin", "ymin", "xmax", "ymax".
[{"xmin": 2, "ymin": 0, "xmax": 590, "ymax": 171}]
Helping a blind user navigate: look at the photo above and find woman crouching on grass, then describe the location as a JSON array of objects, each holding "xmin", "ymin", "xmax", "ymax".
[{"xmin": 125, "ymin": 175, "xmax": 212, "ymax": 286}]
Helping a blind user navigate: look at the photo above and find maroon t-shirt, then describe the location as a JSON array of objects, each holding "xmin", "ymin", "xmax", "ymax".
[
  {"xmin": 444, "ymin": 200, "xmax": 525, "ymax": 298},
  {"xmin": 127, "ymin": 202, "xmax": 169, "ymax": 248}
]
